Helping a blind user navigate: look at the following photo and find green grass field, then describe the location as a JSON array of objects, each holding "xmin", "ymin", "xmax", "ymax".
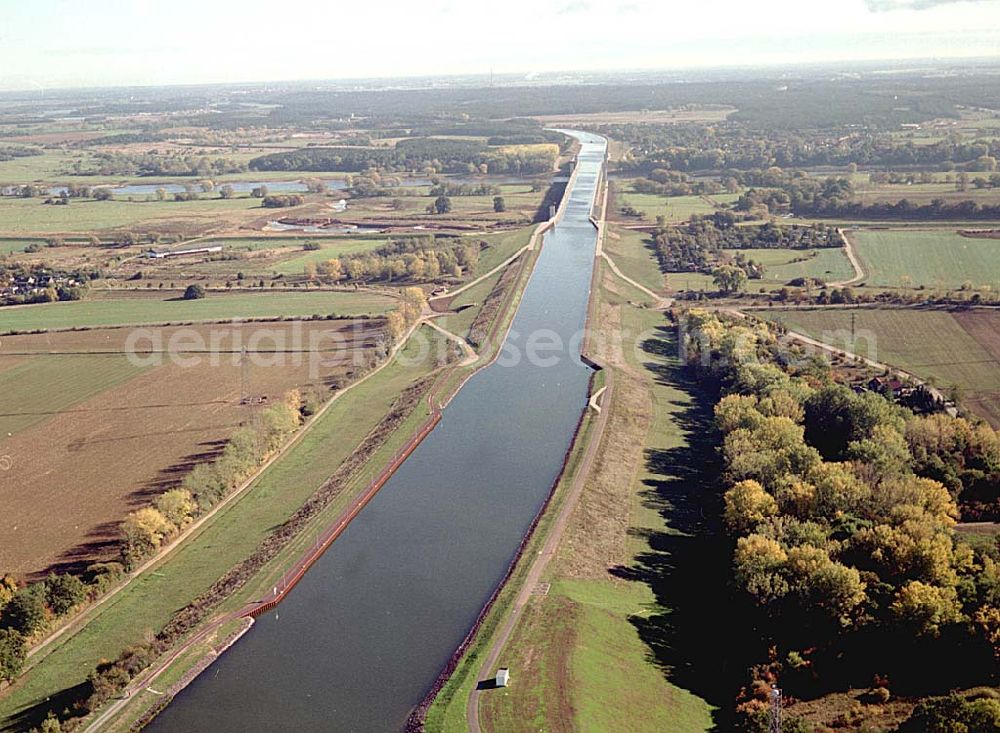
[
  {"xmin": 0, "ymin": 355, "xmax": 144, "ymax": 436},
  {"xmin": 0, "ymin": 331, "xmax": 445, "ymax": 730},
  {"xmin": 736, "ymin": 247, "xmax": 856, "ymax": 285},
  {"xmin": 762, "ymin": 308, "xmax": 1000, "ymax": 394},
  {"xmin": 615, "ymin": 181, "xmax": 742, "ymax": 223},
  {"xmin": 0, "ymin": 291, "xmax": 394, "ymax": 332},
  {"xmin": 852, "ymin": 230, "xmax": 1000, "ymax": 289},
  {"xmin": 853, "ymin": 182, "xmax": 1000, "ymax": 205},
  {"xmin": 271, "ymin": 238, "xmax": 393, "ymax": 274},
  {"xmin": 0, "ymin": 149, "xmax": 89, "ymax": 183},
  {"xmin": 663, "ymin": 246, "xmax": 854, "ymax": 293},
  {"xmin": 618, "ymin": 192, "xmax": 716, "ymax": 221},
  {"xmin": 0, "ymin": 196, "xmax": 263, "ymax": 234}
]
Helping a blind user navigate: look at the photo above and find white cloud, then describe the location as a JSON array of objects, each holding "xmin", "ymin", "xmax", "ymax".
[{"xmin": 866, "ymin": 0, "xmax": 998, "ymax": 10}]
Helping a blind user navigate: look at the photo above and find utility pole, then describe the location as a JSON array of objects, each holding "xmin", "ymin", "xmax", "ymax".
[
  {"xmin": 240, "ymin": 346, "xmax": 248, "ymax": 405},
  {"xmin": 769, "ymin": 685, "xmax": 782, "ymax": 733},
  {"xmin": 851, "ymin": 311, "xmax": 856, "ymax": 345}
]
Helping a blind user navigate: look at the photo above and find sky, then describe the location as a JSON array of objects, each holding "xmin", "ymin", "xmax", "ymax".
[{"xmin": 1, "ymin": 0, "xmax": 999, "ymax": 91}]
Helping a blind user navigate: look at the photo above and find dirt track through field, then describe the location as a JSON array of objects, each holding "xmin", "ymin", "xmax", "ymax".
[{"xmin": 829, "ymin": 228, "xmax": 866, "ymax": 287}]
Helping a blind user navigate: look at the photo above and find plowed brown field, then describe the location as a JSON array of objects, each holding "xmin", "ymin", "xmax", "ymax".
[{"xmin": 0, "ymin": 319, "xmax": 383, "ymax": 578}]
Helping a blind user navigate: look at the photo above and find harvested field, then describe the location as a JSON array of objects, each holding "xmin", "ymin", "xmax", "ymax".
[
  {"xmin": 762, "ymin": 307, "xmax": 1000, "ymax": 426},
  {"xmin": 0, "ymin": 319, "xmax": 384, "ymax": 578}
]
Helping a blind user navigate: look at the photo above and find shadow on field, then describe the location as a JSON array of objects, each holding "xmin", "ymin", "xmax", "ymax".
[
  {"xmin": 133, "ymin": 438, "xmax": 229, "ymax": 499},
  {"xmin": 40, "ymin": 521, "xmax": 122, "ymax": 579},
  {"xmin": 609, "ymin": 323, "xmax": 760, "ymax": 730},
  {"xmin": 0, "ymin": 680, "xmax": 91, "ymax": 733}
]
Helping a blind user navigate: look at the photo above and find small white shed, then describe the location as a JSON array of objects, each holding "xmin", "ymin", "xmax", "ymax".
[{"xmin": 495, "ymin": 668, "xmax": 510, "ymax": 688}]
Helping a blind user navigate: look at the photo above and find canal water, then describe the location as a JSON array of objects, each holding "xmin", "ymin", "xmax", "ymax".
[{"xmin": 147, "ymin": 132, "xmax": 606, "ymax": 732}]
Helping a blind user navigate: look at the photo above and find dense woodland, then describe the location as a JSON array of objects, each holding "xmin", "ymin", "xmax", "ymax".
[
  {"xmin": 604, "ymin": 122, "xmax": 1000, "ymax": 172},
  {"xmin": 250, "ymin": 137, "xmax": 559, "ymax": 175},
  {"xmin": 684, "ymin": 311, "xmax": 1000, "ymax": 730},
  {"xmin": 652, "ymin": 216, "xmax": 841, "ymax": 274},
  {"xmin": 304, "ymin": 234, "xmax": 479, "ymax": 284}
]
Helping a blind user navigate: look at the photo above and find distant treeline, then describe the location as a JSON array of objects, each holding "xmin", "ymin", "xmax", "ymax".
[
  {"xmin": 228, "ymin": 74, "xmax": 975, "ymax": 129},
  {"xmin": 79, "ymin": 151, "xmax": 247, "ymax": 177},
  {"xmin": 0, "ymin": 145, "xmax": 42, "ymax": 161},
  {"xmin": 71, "ymin": 132, "xmax": 167, "ymax": 147},
  {"xmin": 732, "ymin": 171, "xmax": 1000, "ymax": 220},
  {"xmin": 13, "ymin": 68, "xmax": 1000, "ymax": 134},
  {"xmin": 250, "ymin": 137, "xmax": 557, "ymax": 175},
  {"xmin": 604, "ymin": 122, "xmax": 1000, "ymax": 172}
]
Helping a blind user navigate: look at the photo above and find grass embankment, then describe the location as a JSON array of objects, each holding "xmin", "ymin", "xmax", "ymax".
[
  {"xmin": 427, "ymin": 257, "xmax": 723, "ymax": 731},
  {"xmin": 604, "ymin": 227, "xmax": 665, "ymax": 295},
  {"xmin": 0, "ymin": 290, "xmax": 394, "ymax": 332},
  {"xmin": 0, "ymin": 331, "xmax": 448, "ymax": 732}
]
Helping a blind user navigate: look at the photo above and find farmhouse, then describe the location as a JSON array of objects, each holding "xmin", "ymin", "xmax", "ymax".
[
  {"xmin": 1, "ymin": 272, "xmax": 79, "ymax": 299},
  {"xmin": 866, "ymin": 376, "xmax": 905, "ymax": 397}
]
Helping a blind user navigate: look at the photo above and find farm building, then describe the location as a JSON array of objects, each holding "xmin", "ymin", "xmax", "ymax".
[{"xmin": 144, "ymin": 246, "xmax": 223, "ymax": 259}]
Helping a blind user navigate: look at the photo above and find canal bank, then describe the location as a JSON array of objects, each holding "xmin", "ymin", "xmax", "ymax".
[
  {"xmin": 419, "ymin": 154, "xmax": 612, "ymax": 733},
  {"xmin": 142, "ymin": 132, "xmax": 608, "ymax": 733}
]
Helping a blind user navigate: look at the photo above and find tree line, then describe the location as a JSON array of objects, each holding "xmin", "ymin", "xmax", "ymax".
[
  {"xmin": 250, "ymin": 137, "xmax": 556, "ymax": 176},
  {"xmin": 597, "ymin": 121, "xmax": 1000, "ymax": 173},
  {"xmin": 736, "ymin": 173, "xmax": 1000, "ymax": 221},
  {"xmin": 305, "ymin": 234, "xmax": 480, "ymax": 284},
  {"xmin": 77, "ymin": 151, "xmax": 247, "ymax": 178},
  {"xmin": 0, "ymin": 145, "xmax": 42, "ymax": 162}
]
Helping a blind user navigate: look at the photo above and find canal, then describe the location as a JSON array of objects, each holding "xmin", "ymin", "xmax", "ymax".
[{"xmin": 147, "ymin": 131, "xmax": 606, "ymax": 732}]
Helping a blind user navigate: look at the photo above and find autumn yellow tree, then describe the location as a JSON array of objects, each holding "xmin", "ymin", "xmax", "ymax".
[{"xmin": 120, "ymin": 507, "xmax": 174, "ymax": 569}]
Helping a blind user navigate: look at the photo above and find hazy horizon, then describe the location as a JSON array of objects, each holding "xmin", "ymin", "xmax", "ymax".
[{"xmin": 2, "ymin": 0, "xmax": 999, "ymax": 93}]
